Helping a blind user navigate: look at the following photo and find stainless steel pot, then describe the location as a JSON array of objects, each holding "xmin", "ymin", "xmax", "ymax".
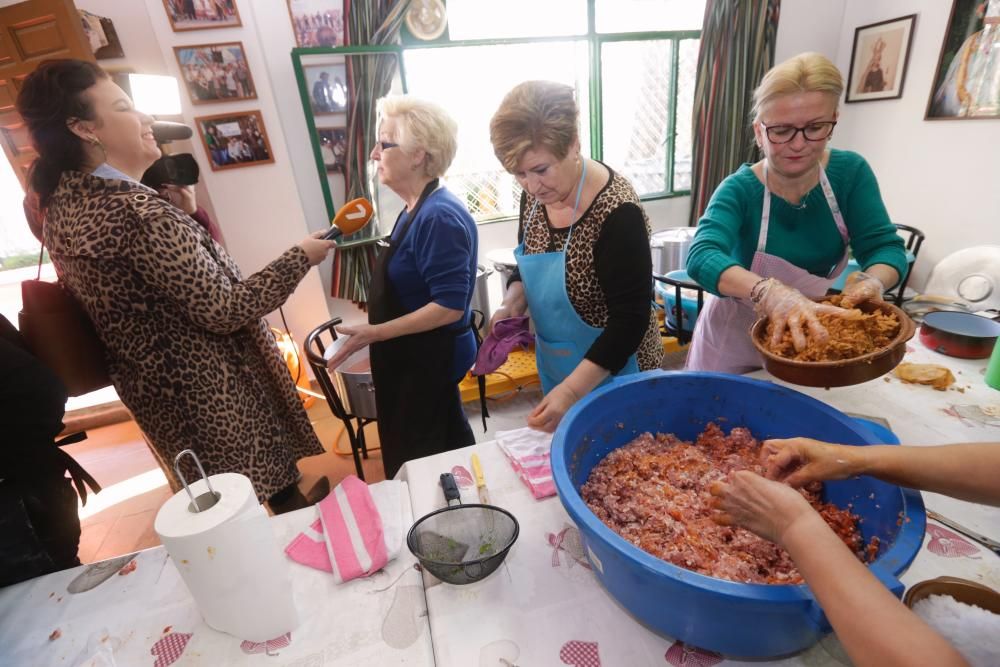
[
  {"xmin": 487, "ymin": 247, "xmax": 518, "ymax": 301},
  {"xmin": 471, "ymin": 263, "xmax": 492, "ymax": 334},
  {"xmin": 333, "ymin": 346, "xmax": 377, "ymax": 419},
  {"xmin": 650, "ymin": 227, "xmax": 696, "ymax": 276}
]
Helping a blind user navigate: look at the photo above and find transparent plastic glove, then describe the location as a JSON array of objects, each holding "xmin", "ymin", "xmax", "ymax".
[
  {"xmin": 839, "ymin": 271, "xmax": 884, "ymax": 308},
  {"xmin": 755, "ymin": 279, "xmax": 846, "ymax": 352}
]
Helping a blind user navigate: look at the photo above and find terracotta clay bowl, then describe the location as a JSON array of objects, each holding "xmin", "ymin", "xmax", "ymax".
[
  {"xmin": 903, "ymin": 576, "xmax": 1000, "ymax": 614},
  {"xmin": 750, "ymin": 300, "xmax": 916, "ymax": 388}
]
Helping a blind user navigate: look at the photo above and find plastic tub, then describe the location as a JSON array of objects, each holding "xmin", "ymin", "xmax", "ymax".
[
  {"xmin": 551, "ymin": 371, "xmax": 925, "ymax": 658},
  {"xmin": 653, "ymin": 269, "xmax": 702, "ymax": 333}
]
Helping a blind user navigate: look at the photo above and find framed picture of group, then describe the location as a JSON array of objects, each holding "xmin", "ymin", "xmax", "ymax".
[
  {"xmin": 304, "ymin": 63, "xmax": 349, "ymax": 115},
  {"xmin": 162, "ymin": 0, "xmax": 241, "ymax": 32},
  {"xmin": 286, "ymin": 0, "xmax": 345, "ymax": 48},
  {"xmin": 174, "ymin": 42, "xmax": 257, "ymax": 104},
  {"xmin": 195, "ymin": 110, "xmax": 275, "ymax": 171}
]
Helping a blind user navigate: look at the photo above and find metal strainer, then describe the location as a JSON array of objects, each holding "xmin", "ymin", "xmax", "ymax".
[{"xmin": 406, "ymin": 473, "xmax": 519, "ymax": 585}]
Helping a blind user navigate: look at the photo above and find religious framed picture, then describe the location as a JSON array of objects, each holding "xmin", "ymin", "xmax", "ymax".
[
  {"xmin": 317, "ymin": 127, "xmax": 348, "ymax": 173},
  {"xmin": 926, "ymin": 0, "xmax": 1000, "ymax": 119},
  {"xmin": 174, "ymin": 42, "xmax": 257, "ymax": 104},
  {"xmin": 304, "ymin": 63, "xmax": 348, "ymax": 114},
  {"xmin": 161, "ymin": 0, "xmax": 242, "ymax": 32},
  {"xmin": 195, "ymin": 110, "xmax": 275, "ymax": 171},
  {"xmin": 286, "ymin": 0, "xmax": 345, "ymax": 48},
  {"xmin": 845, "ymin": 14, "xmax": 917, "ymax": 103}
]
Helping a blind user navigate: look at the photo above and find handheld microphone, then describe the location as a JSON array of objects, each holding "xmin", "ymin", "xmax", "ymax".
[
  {"xmin": 322, "ymin": 198, "xmax": 374, "ymax": 241},
  {"xmin": 151, "ymin": 121, "xmax": 193, "ymax": 144}
]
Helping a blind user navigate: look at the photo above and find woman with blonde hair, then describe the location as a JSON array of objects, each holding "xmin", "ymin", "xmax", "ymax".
[
  {"xmin": 685, "ymin": 52, "xmax": 907, "ymax": 373},
  {"xmin": 489, "ymin": 80, "xmax": 661, "ymax": 432},
  {"xmin": 327, "ymin": 95, "xmax": 478, "ymax": 478}
]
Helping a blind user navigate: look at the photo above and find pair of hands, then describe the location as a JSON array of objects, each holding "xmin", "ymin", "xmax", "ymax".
[
  {"xmin": 709, "ymin": 437, "xmax": 862, "ymax": 545},
  {"xmin": 757, "ymin": 272, "xmax": 884, "ymax": 352}
]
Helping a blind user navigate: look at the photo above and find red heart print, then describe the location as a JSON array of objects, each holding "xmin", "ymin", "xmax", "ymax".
[
  {"xmin": 151, "ymin": 632, "xmax": 192, "ymax": 667},
  {"xmin": 560, "ymin": 640, "xmax": 600, "ymax": 667},
  {"xmin": 451, "ymin": 465, "xmax": 474, "ymax": 489},
  {"xmin": 665, "ymin": 640, "xmax": 723, "ymax": 666},
  {"xmin": 241, "ymin": 632, "xmax": 292, "ymax": 655},
  {"xmin": 926, "ymin": 524, "xmax": 981, "ymax": 558}
]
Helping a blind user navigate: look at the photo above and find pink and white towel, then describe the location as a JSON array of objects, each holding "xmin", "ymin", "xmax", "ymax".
[
  {"xmin": 495, "ymin": 427, "xmax": 556, "ymax": 499},
  {"xmin": 284, "ymin": 476, "xmax": 404, "ymax": 583}
]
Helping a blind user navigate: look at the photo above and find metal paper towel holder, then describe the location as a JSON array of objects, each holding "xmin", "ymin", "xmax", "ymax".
[{"xmin": 174, "ymin": 449, "xmax": 221, "ymax": 513}]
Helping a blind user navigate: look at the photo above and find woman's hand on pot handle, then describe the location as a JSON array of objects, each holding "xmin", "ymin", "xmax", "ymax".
[
  {"xmin": 325, "ymin": 323, "xmax": 381, "ymax": 370},
  {"xmin": 755, "ymin": 279, "xmax": 847, "ymax": 351}
]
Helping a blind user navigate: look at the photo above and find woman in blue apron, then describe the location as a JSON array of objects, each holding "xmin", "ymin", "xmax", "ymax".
[
  {"xmin": 686, "ymin": 53, "xmax": 908, "ymax": 374},
  {"xmin": 489, "ymin": 81, "xmax": 662, "ymax": 432},
  {"xmin": 327, "ymin": 96, "xmax": 477, "ymax": 478}
]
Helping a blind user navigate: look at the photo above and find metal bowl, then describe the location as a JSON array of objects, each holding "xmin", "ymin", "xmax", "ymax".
[{"xmin": 750, "ymin": 300, "xmax": 916, "ymax": 387}]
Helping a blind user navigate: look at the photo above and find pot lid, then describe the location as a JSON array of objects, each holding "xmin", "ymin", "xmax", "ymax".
[
  {"xmin": 650, "ymin": 226, "xmax": 696, "ymax": 248},
  {"xmin": 924, "ymin": 245, "xmax": 1000, "ymax": 311}
]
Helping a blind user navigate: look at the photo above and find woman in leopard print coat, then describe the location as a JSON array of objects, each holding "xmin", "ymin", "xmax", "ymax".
[
  {"xmin": 17, "ymin": 60, "xmax": 334, "ymax": 509},
  {"xmin": 490, "ymin": 81, "xmax": 662, "ymax": 432}
]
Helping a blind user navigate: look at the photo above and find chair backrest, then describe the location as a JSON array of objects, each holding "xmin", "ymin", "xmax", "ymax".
[
  {"xmin": 653, "ymin": 273, "xmax": 706, "ymax": 345},
  {"xmin": 890, "ymin": 224, "xmax": 925, "ymax": 305},
  {"xmin": 303, "ymin": 317, "xmax": 351, "ymax": 421}
]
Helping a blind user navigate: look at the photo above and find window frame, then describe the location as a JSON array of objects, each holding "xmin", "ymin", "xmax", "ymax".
[{"xmin": 291, "ymin": 5, "xmax": 700, "ymax": 228}]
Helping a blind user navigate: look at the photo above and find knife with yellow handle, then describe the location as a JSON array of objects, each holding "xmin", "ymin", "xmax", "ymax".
[{"xmin": 471, "ymin": 453, "xmax": 490, "ymax": 505}]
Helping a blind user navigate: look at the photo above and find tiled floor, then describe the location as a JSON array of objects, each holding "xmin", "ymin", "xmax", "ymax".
[{"xmin": 65, "ymin": 387, "xmax": 543, "ymax": 564}]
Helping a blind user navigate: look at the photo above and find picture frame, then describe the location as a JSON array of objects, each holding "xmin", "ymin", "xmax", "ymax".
[
  {"xmin": 926, "ymin": 0, "xmax": 1000, "ymax": 119},
  {"xmin": 845, "ymin": 14, "xmax": 917, "ymax": 103},
  {"xmin": 161, "ymin": 0, "xmax": 242, "ymax": 32},
  {"xmin": 174, "ymin": 42, "xmax": 257, "ymax": 104},
  {"xmin": 286, "ymin": 0, "xmax": 345, "ymax": 48},
  {"xmin": 317, "ymin": 127, "xmax": 348, "ymax": 173},
  {"xmin": 304, "ymin": 63, "xmax": 348, "ymax": 114},
  {"xmin": 195, "ymin": 110, "xmax": 274, "ymax": 171}
]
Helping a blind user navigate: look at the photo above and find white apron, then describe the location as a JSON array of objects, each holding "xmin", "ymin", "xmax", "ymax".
[{"xmin": 686, "ymin": 162, "xmax": 850, "ymax": 374}]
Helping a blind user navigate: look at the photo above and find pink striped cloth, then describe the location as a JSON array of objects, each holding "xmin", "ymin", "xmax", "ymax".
[
  {"xmin": 495, "ymin": 427, "xmax": 556, "ymax": 499},
  {"xmin": 284, "ymin": 475, "xmax": 390, "ymax": 583}
]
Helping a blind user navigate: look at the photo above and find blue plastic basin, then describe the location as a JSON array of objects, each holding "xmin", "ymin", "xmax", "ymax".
[
  {"xmin": 551, "ymin": 371, "xmax": 925, "ymax": 658},
  {"xmin": 654, "ymin": 269, "xmax": 701, "ymax": 333}
]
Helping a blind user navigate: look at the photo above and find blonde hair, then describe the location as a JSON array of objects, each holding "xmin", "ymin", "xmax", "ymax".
[
  {"xmin": 489, "ymin": 81, "xmax": 578, "ymax": 173},
  {"xmin": 377, "ymin": 94, "xmax": 458, "ymax": 179},
  {"xmin": 752, "ymin": 52, "xmax": 844, "ymax": 119}
]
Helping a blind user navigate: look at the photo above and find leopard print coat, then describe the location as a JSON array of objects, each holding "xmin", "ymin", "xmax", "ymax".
[
  {"xmin": 521, "ymin": 166, "xmax": 663, "ymax": 371},
  {"xmin": 44, "ymin": 172, "xmax": 323, "ymax": 501}
]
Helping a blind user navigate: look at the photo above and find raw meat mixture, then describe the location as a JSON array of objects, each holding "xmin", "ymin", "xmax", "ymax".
[{"xmin": 581, "ymin": 423, "xmax": 877, "ymax": 584}]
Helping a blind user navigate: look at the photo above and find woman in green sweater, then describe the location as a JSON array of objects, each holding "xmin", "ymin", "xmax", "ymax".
[{"xmin": 685, "ymin": 52, "xmax": 908, "ymax": 374}]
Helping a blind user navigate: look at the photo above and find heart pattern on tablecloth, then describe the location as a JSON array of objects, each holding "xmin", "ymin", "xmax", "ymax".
[
  {"xmin": 547, "ymin": 525, "xmax": 591, "ymax": 569},
  {"xmin": 241, "ymin": 632, "xmax": 292, "ymax": 655},
  {"xmin": 560, "ymin": 640, "xmax": 600, "ymax": 666},
  {"xmin": 665, "ymin": 640, "xmax": 723, "ymax": 666},
  {"xmin": 926, "ymin": 524, "xmax": 981, "ymax": 558},
  {"xmin": 451, "ymin": 465, "xmax": 474, "ymax": 488},
  {"xmin": 151, "ymin": 632, "xmax": 192, "ymax": 667}
]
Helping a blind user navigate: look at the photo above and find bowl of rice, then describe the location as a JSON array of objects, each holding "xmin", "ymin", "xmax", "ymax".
[
  {"xmin": 750, "ymin": 296, "xmax": 916, "ymax": 387},
  {"xmin": 904, "ymin": 576, "xmax": 1000, "ymax": 666}
]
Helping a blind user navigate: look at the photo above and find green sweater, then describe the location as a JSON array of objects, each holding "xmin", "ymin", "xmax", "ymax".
[{"xmin": 687, "ymin": 149, "xmax": 908, "ymax": 295}]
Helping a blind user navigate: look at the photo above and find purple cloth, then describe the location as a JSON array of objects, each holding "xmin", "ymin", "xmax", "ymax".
[{"xmin": 473, "ymin": 316, "xmax": 534, "ymax": 376}]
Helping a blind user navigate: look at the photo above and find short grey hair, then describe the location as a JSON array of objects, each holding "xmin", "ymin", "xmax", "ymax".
[{"xmin": 377, "ymin": 94, "xmax": 458, "ymax": 179}]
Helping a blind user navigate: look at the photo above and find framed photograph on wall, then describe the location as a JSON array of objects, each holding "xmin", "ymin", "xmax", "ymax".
[
  {"xmin": 304, "ymin": 63, "xmax": 348, "ymax": 114},
  {"xmin": 845, "ymin": 14, "xmax": 916, "ymax": 103},
  {"xmin": 195, "ymin": 110, "xmax": 274, "ymax": 171},
  {"xmin": 174, "ymin": 42, "xmax": 257, "ymax": 104},
  {"xmin": 926, "ymin": 0, "xmax": 1000, "ymax": 119},
  {"xmin": 286, "ymin": 0, "xmax": 345, "ymax": 47},
  {"xmin": 317, "ymin": 127, "xmax": 348, "ymax": 173},
  {"xmin": 162, "ymin": 0, "xmax": 242, "ymax": 32}
]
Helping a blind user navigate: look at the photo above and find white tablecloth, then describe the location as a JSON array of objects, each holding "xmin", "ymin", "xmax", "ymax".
[{"xmin": 0, "ymin": 486, "xmax": 433, "ymax": 667}]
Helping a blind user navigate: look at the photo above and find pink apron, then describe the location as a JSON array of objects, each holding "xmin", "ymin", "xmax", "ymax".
[{"xmin": 686, "ymin": 162, "xmax": 850, "ymax": 374}]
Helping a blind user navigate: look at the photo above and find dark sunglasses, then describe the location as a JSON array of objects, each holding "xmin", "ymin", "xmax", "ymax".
[
  {"xmin": 376, "ymin": 140, "xmax": 399, "ymax": 152},
  {"xmin": 760, "ymin": 121, "xmax": 837, "ymax": 144}
]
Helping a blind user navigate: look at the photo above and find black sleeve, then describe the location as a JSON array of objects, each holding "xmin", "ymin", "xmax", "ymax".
[
  {"xmin": 507, "ymin": 191, "xmax": 527, "ymax": 287},
  {"xmin": 585, "ymin": 203, "xmax": 653, "ymax": 372}
]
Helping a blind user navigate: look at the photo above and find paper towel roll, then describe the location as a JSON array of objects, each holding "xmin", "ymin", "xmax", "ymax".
[{"xmin": 154, "ymin": 473, "xmax": 298, "ymax": 642}]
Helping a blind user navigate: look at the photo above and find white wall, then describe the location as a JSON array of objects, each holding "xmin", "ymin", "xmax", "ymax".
[{"xmin": 777, "ymin": 0, "xmax": 1000, "ymax": 290}]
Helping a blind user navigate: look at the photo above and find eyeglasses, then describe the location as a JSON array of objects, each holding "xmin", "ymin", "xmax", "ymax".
[
  {"xmin": 375, "ymin": 140, "xmax": 399, "ymax": 152},
  {"xmin": 760, "ymin": 121, "xmax": 837, "ymax": 144}
]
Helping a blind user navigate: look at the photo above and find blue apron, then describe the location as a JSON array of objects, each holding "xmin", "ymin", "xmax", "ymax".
[{"xmin": 514, "ymin": 160, "xmax": 640, "ymax": 394}]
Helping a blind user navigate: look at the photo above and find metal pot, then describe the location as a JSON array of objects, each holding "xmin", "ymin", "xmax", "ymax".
[
  {"xmin": 471, "ymin": 263, "xmax": 492, "ymax": 333},
  {"xmin": 487, "ymin": 247, "xmax": 518, "ymax": 301},
  {"xmin": 650, "ymin": 227, "xmax": 696, "ymax": 276},
  {"xmin": 919, "ymin": 311, "xmax": 1000, "ymax": 359},
  {"xmin": 333, "ymin": 346, "xmax": 377, "ymax": 419}
]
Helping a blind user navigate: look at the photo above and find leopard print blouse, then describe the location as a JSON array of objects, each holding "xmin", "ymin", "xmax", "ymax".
[{"xmin": 520, "ymin": 165, "xmax": 663, "ymax": 371}]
